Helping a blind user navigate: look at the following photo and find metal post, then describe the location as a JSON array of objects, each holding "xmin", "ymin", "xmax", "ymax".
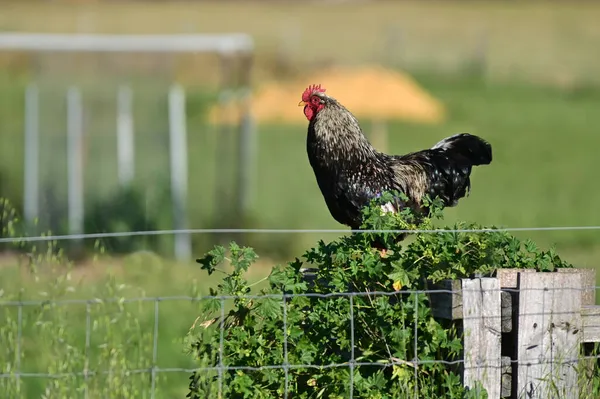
[
  {"xmin": 168, "ymin": 84, "xmax": 191, "ymax": 261},
  {"xmin": 23, "ymin": 83, "xmax": 39, "ymax": 228},
  {"xmin": 67, "ymin": 86, "xmax": 84, "ymax": 238},
  {"xmin": 237, "ymin": 90, "xmax": 255, "ymax": 218},
  {"xmin": 215, "ymin": 54, "xmax": 235, "ymax": 234},
  {"xmin": 236, "ymin": 53, "xmax": 255, "ymax": 220},
  {"xmin": 116, "ymin": 85, "xmax": 135, "ymax": 186}
]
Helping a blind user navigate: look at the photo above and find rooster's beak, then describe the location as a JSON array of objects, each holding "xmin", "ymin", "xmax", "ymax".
[{"xmin": 298, "ymin": 101, "xmax": 306, "ymax": 107}]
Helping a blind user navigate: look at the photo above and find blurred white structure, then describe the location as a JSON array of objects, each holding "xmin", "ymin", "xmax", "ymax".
[
  {"xmin": 67, "ymin": 87, "xmax": 84, "ymax": 239},
  {"xmin": 0, "ymin": 32, "xmax": 254, "ymax": 261},
  {"xmin": 117, "ymin": 86, "xmax": 135, "ymax": 187},
  {"xmin": 0, "ymin": 32, "xmax": 253, "ymax": 54}
]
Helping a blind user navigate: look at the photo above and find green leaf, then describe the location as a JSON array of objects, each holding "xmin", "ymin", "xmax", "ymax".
[
  {"xmin": 257, "ymin": 296, "xmax": 282, "ymax": 319},
  {"xmin": 196, "ymin": 245, "xmax": 226, "ymax": 274},
  {"xmin": 387, "ymin": 267, "xmax": 411, "ymax": 291}
]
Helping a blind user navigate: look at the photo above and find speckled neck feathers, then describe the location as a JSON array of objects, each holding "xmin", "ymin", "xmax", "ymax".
[{"xmin": 307, "ymin": 98, "xmax": 377, "ymax": 168}]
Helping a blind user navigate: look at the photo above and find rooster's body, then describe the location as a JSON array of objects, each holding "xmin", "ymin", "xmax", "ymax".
[{"xmin": 300, "ymin": 84, "xmax": 492, "ymax": 232}]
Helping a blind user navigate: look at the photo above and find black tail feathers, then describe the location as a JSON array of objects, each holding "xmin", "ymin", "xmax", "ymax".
[{"xmin": 431, "ymin": 133, "xmax": 492, "ymax": 166}]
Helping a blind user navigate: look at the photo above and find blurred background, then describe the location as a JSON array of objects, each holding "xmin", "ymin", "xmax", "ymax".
[{"xmin": 0, "ymin": 1, "xmax": 599, "ymax": 396}]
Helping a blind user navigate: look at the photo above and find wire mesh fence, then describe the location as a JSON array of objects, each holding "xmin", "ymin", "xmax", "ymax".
[
  {"xmin": 1, "ymin": 281, "xmax": 599, "ymax": 398},
  {"xmin": 2, "ymin": 225, "xmax": 600, "ymax": 244},
  {"xmin": 0, "ymin": 225, "xmax": 598, "ymax": 398}
]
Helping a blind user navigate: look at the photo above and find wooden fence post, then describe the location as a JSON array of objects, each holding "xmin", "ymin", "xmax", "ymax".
[
  {"xmin": 462, "ymin": 278, "xmax": 502, "ymax": 398},
  {"xmin": 428, "ymin": 268, "xmax": 597, "ymax": 399},
  {"xmin": 516, "ymin": 272, "xmax": 582, "ymax": 399}
]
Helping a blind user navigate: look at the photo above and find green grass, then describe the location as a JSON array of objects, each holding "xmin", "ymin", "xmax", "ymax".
[
  {"xmin": 1, "ymin": 1, "xmax": 600, "ymax": 84},
  {"xmin": 0, "ymin": 250, "xmax": 273, "ymax": 398}
]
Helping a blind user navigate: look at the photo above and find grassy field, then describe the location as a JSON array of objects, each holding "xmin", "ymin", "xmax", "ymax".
[
  {"xmin": 0, "ymin": 249, "xmax": 275, "ymax": 398},
  {"xmin": 1, "ymin": 1, "xmax": 600, "ymax": 84},
  {"xmin": 0, "ymin": 1, "xmax": 600, "ymax": 395}
]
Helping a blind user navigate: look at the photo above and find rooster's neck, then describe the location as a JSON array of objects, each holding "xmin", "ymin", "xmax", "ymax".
[{"xmin": 309, "ymin": 103, "xmax": 378, "ymax": 165}]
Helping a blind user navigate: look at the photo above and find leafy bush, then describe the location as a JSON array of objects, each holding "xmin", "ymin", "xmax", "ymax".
[
  {"xmin": 187, "ymin": 193, "xmax": 574, "ymax": 398},
  {"xmin": 84, "ymin": 186, "xmax": 160, "ymax": 254}
]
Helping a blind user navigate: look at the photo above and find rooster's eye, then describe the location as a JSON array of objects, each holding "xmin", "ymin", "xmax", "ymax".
[{"xmin": 310, "ymin": 96, "xmax": 322, "ymax": 105}]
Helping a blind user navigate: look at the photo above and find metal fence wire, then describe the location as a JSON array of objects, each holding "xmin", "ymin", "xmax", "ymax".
[
  {"xmin": 0, "ymin": 225, "xmax": 598, "ymax": 398},
  {"xmin": 0, "ymin": 283, "xmax": 599, "ymax": 399},
  {"xmin": 2, "ymin": 225, "xmax": 600, "ymax": 244}
]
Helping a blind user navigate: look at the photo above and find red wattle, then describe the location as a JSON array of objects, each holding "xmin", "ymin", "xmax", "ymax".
[{"xmin": 304, "ymin": 105, "xmax": 314, "ymax": 121}]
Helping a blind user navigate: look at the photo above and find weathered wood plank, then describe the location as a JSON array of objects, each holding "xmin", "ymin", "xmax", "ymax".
[
  {"xmin": 496, "ymin": 269, "xmax": 537, "ymax": 289},
  {"xmin": 501, "ymin": 291, "xmax": 512, "ymax": 333},
  {"xmin": 516, "ymin": 272, "xmax": 582, "ymax": 399},
  {"xmin": 462, "ymin": 278, "xmax": 502, "ymax": 399},
  {"xmin": 557, "ymin": 268, "xmax": 596, "ymax": 306},
  {"xmin": 501, "ymin": 356, "xmax": 512, "ymax": 398},
  {"xmin": 428, "ymin": 269, "xmax": 592, "ymax": 322},
  {"xmin": 582, "ymin": 305, "xmax": 600, "ymax": 343},
  {"xmin": 428, "ymin": 279, "xmax": 462, "ymax": 320}
]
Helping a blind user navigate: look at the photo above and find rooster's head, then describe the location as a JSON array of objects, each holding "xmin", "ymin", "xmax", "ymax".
[{"xmin": 299, "ymin": 84, "xmax": 327, "ymax": 121}]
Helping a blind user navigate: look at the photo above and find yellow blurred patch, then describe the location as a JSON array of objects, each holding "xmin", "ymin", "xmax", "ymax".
[{"xmin": 208, "ymin": 65, "xmax": 446, "ymax": 125}]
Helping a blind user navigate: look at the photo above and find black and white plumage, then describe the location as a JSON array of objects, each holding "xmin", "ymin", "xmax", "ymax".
[{"xmin": 300, "ymin": 84, "xmax": 492, "ymax": 232}]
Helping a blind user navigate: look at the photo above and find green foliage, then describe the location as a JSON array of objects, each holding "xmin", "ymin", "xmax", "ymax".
[
  {"xmin": 84, "ymin": 186, "xmax": 161, "ymax": 254},
  {"xmin": 187, "ymin": 193, "xmax": 574, "ymax": 398}
]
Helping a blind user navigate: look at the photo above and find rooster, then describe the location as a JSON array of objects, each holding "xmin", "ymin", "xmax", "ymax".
[{"xmin": 299, "ymin": 84, "xmax": 492, "ymax": 249}]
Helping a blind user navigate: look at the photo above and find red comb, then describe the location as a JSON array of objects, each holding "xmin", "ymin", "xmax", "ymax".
[{"xmin": 302, "ymin": 84, "xmax": 326, "ymax": 102}]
